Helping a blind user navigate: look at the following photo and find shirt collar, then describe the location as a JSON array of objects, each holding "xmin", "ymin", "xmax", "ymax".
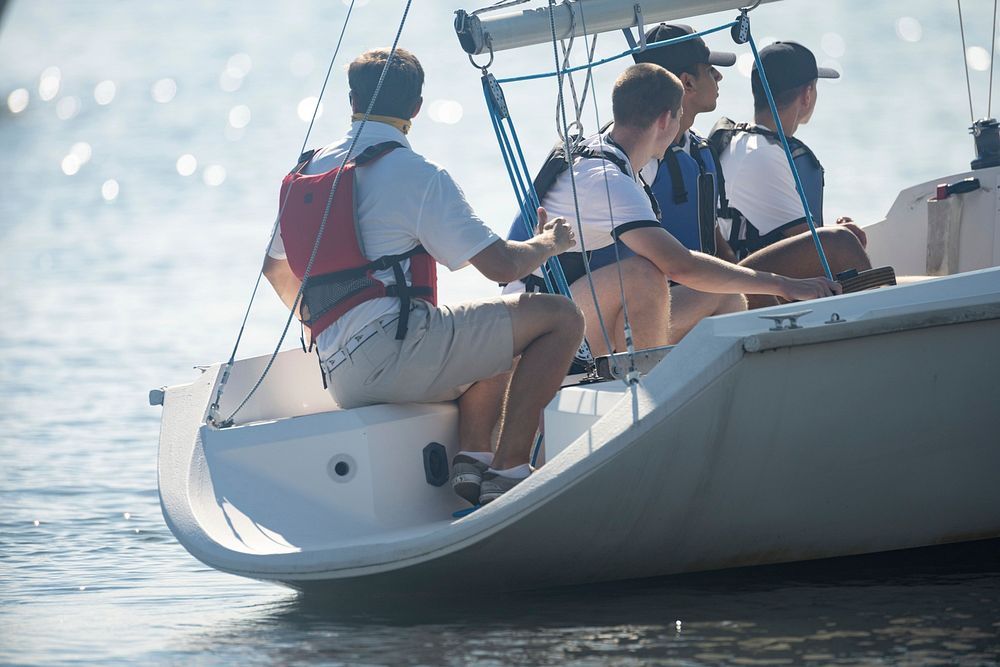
[{"xmin": 348, "ymin": 119, "xmax": 411, "ymax": 149}]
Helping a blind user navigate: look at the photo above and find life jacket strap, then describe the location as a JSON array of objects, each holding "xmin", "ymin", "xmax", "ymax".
[
  {"xmin": 354, "ymin": 141, "xmax": 405, "ymax": 167},
  {"xmin": 662, "ymin": 146, "xmax": 689, "ymax": 205},
  {"xmin": 521, "ymin": 274, "xmax": 550, "ymax": 293},
  {"xmin": 290, "ymin": 149, "xmax": 318, "ymax": 175},
  {"xmin": 301, "ymin": 244, "xmax": 431, "ymax": 339}
]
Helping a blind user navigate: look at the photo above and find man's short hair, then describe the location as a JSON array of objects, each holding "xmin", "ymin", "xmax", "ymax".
[
  {"xmin": 753, "ymin": 80, "xmax": 814, "ymax": 112},
  {"xmin": 612, "ymin": 63, "xmax": 683, "ymax": 129},
  {"xmin": 348, "ymin": 48, "xmax": 424, "ymax": 118}
]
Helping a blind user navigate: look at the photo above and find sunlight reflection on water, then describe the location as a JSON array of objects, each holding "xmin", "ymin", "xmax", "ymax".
[{"xmin": 2, "ymin": 0, "xmax": 999, "ymax": 664}]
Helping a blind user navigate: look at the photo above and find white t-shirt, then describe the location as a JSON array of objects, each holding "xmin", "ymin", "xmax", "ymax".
[
  {"xmin": 267, "ymin": 121, "xmax": 499, "ymax": 355},
  {"xmin": 539, "ymin": 132, "xmax": 659, "ymax": 257},
  {"xmin": 716, "ymin": 128, "xmax": 804, "ymax": 238}
]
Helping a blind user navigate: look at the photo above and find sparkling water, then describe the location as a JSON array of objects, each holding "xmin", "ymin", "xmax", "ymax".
[{"xmin": 2, "ymin": 0, "xmax": 998, "ymax": 664}]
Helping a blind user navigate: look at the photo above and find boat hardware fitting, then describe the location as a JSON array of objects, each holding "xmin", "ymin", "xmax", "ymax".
[
  {"xmin": 633, "ymin": 4, "xmax": 646, "ymax": 50},
  {"xmin": 731, "ymin": 9, "xmax": 751, "ymax": 44},
  {"xmin": 149, "ymin": 388, "xmax": 165, "ymax": 406},
  {"xmin": 485, "ymin": 72, "xmax": 508, "ymax": 118},
  {"xmin": 468, "ymin": 36, "xmax": 494, "ymax": 71},
  {"xmin": 759, "ymin": 309, "xmax": 812, "ymax": 331}
]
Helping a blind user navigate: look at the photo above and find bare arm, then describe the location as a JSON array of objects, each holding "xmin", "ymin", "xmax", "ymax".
[
  {"xmin": 713, "ymin": 226, "xmax": 739, "ymax": 263},
  {"xmin": 469, "ymin": 207, "xmax": 575, "ymax": 283},
  {"xmin": 262, "ymin": 256, "xmax": 303, "ymax": 315},
  {"xmin": 621, "ymin": 226, "xmax": 841, "ymax": 300}
]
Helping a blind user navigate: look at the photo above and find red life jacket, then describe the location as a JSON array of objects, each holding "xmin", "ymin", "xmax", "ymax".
[{"xmin": 278, "ymin": 141, "xmax": 437, "ymax": 341}]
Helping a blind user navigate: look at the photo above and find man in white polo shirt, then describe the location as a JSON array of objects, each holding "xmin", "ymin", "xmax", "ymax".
[{"xmin": 263, "ymin": 48, "xmax": 583, "ymax": 505}]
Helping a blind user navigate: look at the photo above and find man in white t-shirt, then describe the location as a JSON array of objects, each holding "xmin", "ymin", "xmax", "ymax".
[
  {"xmin": 489, "ymin": 64, "xmax": 841, "ymax": 403},
  {"xmin": 263, "ymin": 49, "xmax": 583, "ymax": 505},
  {"xmin": 636, "ymin": 26, "xmax": 871, "ymax": 313},
  {"xmin": 711, "ymin": 41, "xmax": 871, "ymax": 306}
]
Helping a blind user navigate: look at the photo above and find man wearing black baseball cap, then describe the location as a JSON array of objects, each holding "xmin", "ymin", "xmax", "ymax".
[
  {"xmin": 709, "ymin": 40, "xmax": 871, "ymax": 308},
  {"xmin": 633, "ymin": 24, "xmax": 747, "ymax": 341}
]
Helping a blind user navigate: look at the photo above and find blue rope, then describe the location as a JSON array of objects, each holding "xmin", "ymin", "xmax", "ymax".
[
  {"xmin": 480, "ymin": 75, "xmax": 595, "ymax": 365},
  {"xmin": 497, "ymin": 22, "xmax": 737, "ymax": 84},
  {"xmin": 747, "ymin": 30, "xmax": 833, "ymax": 280},
  {"xmin": 481, "ymin": 78, "xmax": 557, "ymax": 294}
]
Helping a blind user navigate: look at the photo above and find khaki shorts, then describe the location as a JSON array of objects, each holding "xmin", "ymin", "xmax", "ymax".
[{"xmin": 324, "ymin": 299, "xmax": 514, "ymax": 409}]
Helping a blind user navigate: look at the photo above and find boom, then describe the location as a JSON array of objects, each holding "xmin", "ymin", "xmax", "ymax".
[{"xmin": 454, "ymin": 0, "xmax": 777, "ymax": 56}]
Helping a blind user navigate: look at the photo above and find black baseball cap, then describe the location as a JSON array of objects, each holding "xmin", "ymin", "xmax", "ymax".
[
  {"xmin": 751, "ymin": 41, "xmax": 840, "ymax": 97},
  {"xmin": 633, "ymin": 24, "xmax": 737, "ymax": 73}
]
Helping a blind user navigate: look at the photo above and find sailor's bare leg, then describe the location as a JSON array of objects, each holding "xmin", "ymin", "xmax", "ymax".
[
  {"xmin": 569, "ymin": 256, "xmax": 670, "ymax": 357},
  {"xmin": 469, "ymin": 293, "xmax": 583, "ymax": 470},
  {"xmin": 739, "ymin": 226, "xmax": 870, "ymax": 309},
  {"xmin": 458, "ymin": 371, "xmax": 511, "ymax": 454},
  {"xmin": 667, "ymin": 285, "xmax": 746, "ymax": 344}
]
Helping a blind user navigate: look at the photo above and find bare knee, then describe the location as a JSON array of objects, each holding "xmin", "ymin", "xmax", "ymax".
[
  {"xmin": 818, "ymin": 227, "xmax": 871, "ymax": 270},
  {"xmin": 510, "ymin": 292, "xmax": 583, "ymax": 344},
  {"xmin": 719, "ymin": 292, "xmax": 747, "ymax": 314}
]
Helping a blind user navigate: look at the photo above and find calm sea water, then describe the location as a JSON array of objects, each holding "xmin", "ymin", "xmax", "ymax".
[{"xmin": 2, "ymin": 0, "xmax": 999, "ymax": 664}]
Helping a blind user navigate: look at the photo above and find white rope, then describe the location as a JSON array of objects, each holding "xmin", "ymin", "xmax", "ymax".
[
  {"xmin": 958, "ymin": 0, "xmax": 976, "ymax": 123},
  {"xmin": 575, "ymin": 0, "xmax": 640, "ymax": 385},
  {"xmin": 546, "ymin": 0, "xmax": 617, "ymax": 360},
  {"xmin": 989, "ymin": 0, "xmax": 998, "ymax": 118},
  {"xmin": 217, "ymin": 0, "xmax": 415, "ymax": 426},
  {"xmin": 208, "ymin": 0, "xmax": 361, "ymax": 424}
]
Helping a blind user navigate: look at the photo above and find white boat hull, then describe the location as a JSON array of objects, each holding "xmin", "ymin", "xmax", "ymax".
[{"xmin": 156, "ymin": 266, "xmax": 1000, "ymax": 595}]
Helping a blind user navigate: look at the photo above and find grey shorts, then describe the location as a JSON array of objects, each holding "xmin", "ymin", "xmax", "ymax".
[{"xmin": 323, "ymin": 299, "xmax": 514, "ymax": 409}]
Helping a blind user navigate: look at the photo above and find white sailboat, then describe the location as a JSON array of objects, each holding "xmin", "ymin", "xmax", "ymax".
[{"xmin": 152, "ymin": 0, "xmax": 1000, "ymax": 595}]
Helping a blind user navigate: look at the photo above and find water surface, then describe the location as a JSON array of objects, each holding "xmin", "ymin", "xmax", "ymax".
[{"xmin": 2, "ymin": 1, "xmax": 999, "ymax": 664}]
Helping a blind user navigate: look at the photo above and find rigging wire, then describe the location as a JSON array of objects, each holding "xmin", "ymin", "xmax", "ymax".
[
  {"xmin": 575, "ymin": 0, "xmax": 640, "ymax": 385},
  {"xmin": 217, "ymin": 0, "xmax": 415, "ymax": 427},
  {"xmin": 747, "ymin": 26, "xmax": 833, "ymax": 280},
  {"xmin": 957, "ymin": 0, "xmax": 976, "ymax": 124},
  {"xmin": 556, "ymin": 32, "xmax": 599, "ymax": 142},
  {"xmin": 990, "ymin": 0, "xmax": 998, "ymax": 118},
  {"xmin": 208, "ymin": 0, "xmax": 360, "ymax": 423},
  {"xmin": 546, "ymin": 0, "xmax": 617, "ymax": 360}
]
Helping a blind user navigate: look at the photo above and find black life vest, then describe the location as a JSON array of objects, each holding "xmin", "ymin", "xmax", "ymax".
[
  {"xmin": 278, "ymin": 141, "xmax": 437, "ymax": 341},
  {"xmin": 507, "ymin": 132, "xmax": 659, "ymax": 291},
  {"xmin": 708, "ymin": 117, "xmax": 826, "ymax": 259}
]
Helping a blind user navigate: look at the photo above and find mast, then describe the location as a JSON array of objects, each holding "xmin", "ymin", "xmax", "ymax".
[{"xmin": 455, "ymin": 0, "xmax": 777, "ymax": 56}]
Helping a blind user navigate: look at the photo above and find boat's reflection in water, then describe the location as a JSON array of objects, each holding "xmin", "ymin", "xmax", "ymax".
[{"xmin": 187, "ymin": 540, "xmax": 1000, "ymax": 664}]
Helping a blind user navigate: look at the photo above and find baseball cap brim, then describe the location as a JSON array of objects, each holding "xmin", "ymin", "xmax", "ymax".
[
  {"xmin": 708, "ymin": 51, "xmax": 737, "ymax": 67},
  {"xmin": 816, "ymin": 66, "xmax": 840, "ymax": 79}
]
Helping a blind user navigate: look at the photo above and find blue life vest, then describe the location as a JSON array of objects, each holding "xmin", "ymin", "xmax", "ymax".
[
  {"xmin": 648, "ymin": 130, "xmax": 722, "ymax": 255},
  {"xmin": 708, "ymin": 117, "xmax": 826, "ymax": 258}
]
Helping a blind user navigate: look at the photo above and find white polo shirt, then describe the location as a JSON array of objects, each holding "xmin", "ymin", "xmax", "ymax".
[
  {"xmin": 267, "ymin": 121, "xmax": 499, "ymax": 355},
  {"xmin": 716, "ymin": 128, "xmax": 804, "ymax": 238}
]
